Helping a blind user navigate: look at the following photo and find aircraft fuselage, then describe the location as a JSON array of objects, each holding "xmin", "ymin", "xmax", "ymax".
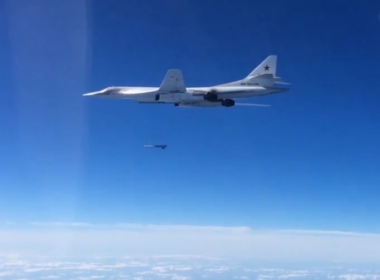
[
  {"xmin": 83, "ymin": 55, "xmax": 290, "ymax": 108},
  {"xmin": 84, "ymin": 85, "xmax": 288, "ymax": 105}
]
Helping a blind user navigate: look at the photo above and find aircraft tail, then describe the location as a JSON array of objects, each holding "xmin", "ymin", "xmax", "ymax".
[
  {"xmin": 247, "ymin": 55, "xmax": 277, "ymax": 78},
  {"xmin": 243, "ymin": 55, "xmax": 290, "ymax": 87}
]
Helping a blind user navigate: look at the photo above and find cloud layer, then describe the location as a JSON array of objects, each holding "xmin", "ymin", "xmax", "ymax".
[
  {"xmin": 0, "ymin": 254, "xmax": 380, "ymax": 280},
  {"xmin": 1, "ymin": 223, "xmax": 380, "ymax": 262}
]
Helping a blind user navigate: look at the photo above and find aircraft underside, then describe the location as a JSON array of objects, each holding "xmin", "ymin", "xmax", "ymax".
[
  {"xmin": 139, "ymin": 92, "xmax": 237, "ymax": 108},
  {"xmin": 175, "ymin": 99, "xmax": 235, "ymax": 108}
]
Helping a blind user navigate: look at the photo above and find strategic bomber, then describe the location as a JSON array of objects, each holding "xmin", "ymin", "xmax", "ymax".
[{"xmin": 83, "ymin": 55, "xmax": 290, "ymax": 108}]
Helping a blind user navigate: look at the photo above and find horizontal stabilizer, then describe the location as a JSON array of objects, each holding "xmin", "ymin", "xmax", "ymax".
[
  {"xmin": 272, "ymin": 76, "xmax": 290, "ymax": 85},
  {"xmin": 158, "ymin": 69, "xmax": 186, "ymax": 93},
  {"xmin": 275, "ymin": 81, "xmax": 291, "ymax": 85},
  {"xmin": 244, "ymin": 73, "xmax": 290, "ymax": 87},
  {"xmin": 256, "ymin": 73, "xmax": 275, "ymax": 79}
]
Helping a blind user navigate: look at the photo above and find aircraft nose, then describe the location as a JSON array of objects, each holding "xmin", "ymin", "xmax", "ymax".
[{"xmin": 83, "ymin": 90, "xmax": 105, "ymax": 97}]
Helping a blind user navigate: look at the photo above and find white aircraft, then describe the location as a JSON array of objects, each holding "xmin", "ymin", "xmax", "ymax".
[{"xmin": 83, "ymin": 55, "xmax": 290, "ymax": 108}]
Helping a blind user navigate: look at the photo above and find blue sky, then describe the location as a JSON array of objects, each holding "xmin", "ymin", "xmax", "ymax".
[{"xmin": 0, "ymin": 0, "xmax": 380, "ymax": 241}]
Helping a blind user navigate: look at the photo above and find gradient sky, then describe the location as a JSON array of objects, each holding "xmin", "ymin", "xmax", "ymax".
[{"xmin": 0, "ymin": 0, "xmax": 380, "ymax": 235}]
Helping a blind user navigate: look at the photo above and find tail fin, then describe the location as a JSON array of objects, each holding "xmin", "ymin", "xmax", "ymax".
[
  {"xmin": 246, "ymin": 55, "xmax": 277, "ymax": 78},
  {"xmin": 158, "ymin": 69, "xmax": 186, "ymax": 93},
  {"xmin": 243, "ymin": 55, "xmax": 291, "ymax": 87},
  {"xmin": 215, "ymin": 55, "xmax": 290, "ymax": 88}
]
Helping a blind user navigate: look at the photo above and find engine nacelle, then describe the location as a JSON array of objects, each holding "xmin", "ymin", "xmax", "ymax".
[
  {"xmin": 221, "ymin": 99, "xmax": 235, "ymax": 107},
  {"xmin": 203, "ymin": 91, "xmax": 218, "ymax": 101}
]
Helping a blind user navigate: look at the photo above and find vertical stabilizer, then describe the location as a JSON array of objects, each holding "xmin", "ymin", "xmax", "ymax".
[
  {"xmin": 158, "ymin": 69, "xmax": 186, "ymax": 93},
  {"xmin": 247, "ymin": 55, "xmax": 277, "ymax": 78}
]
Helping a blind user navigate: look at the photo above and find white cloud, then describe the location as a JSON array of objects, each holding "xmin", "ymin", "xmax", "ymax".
[
  {"xmin": 0, "ymin": 257, "xmax": 378, "ymax": 280},
  {"xmin": 174, "ymin": 266, "xmax": 193, "ymax": 271},
  {"xmin": 257, "ymin": 275, "xmax": 276, "ymax": 279},
  {"xmin": 0, "ymin": 223, "xmax": 380, "ymax": 262},
  {"xmin": 337, "ymin": 275, "xmax": 380, "ymax": 280},
  {"xmin": 0, "ymin": 271, "xmax": 16, "ymax": 277},
  {"xmin": 151, "ymin": 266, "xmax": 167, "ymax": 273},
  {"xmin": 278, "ymin": 273, "xmax": 308, "ymax": 279},
  {"xmin": 207, "ymin": 266, "xmax": 230, "ymax": 273},
  {"xmin": 172, "ymin": 276, "xmax": 191, "ymax": 280}
]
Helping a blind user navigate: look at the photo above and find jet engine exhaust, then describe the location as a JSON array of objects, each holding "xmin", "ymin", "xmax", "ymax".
[{"xmin": 221, "ymin": 99, "xmax": 235, "ymax": 107}]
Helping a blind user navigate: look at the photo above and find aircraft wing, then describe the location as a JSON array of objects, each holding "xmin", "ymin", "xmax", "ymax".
[{"xmin": 158, "ymin": 69, "xmax": 186, "ymax": 93}]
